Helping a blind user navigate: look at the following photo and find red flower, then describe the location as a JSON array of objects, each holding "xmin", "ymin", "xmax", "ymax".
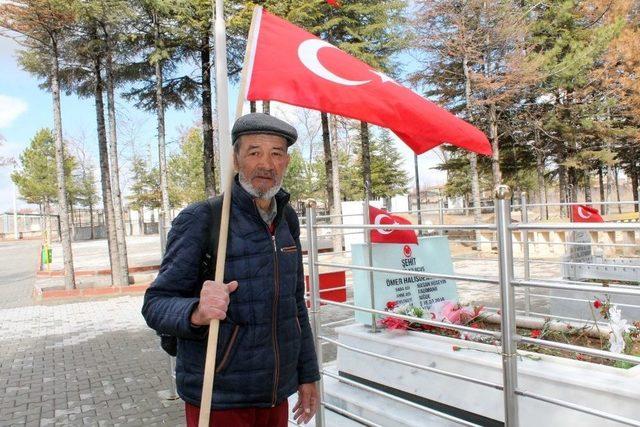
[
  {"xmin": 593, "ymin": 300, "xmax": 603, "ymax": 309},
  {"xmin": 379, "ymin": 316, "xmax": 409, "ymax": 331},
  {"xmin": 470, "ymin": 323, "xmax": 480, "ymax": 329},
  {"xmin": 386, "ymin": 301, "xmax": 398, "ymax": 310},
  {"xmin": 452, "ymin": 345, "xmax": 461, "ymax": 351},
  {"xmin": 530, "ymin": 329, "xmax": 542, "ymax": 339}
]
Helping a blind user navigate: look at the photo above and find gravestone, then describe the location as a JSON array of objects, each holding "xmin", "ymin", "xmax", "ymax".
[
  {"xmin": 351, "ymin": 236, "xmax": 458, "ymax": 326},
  {"xmin": 549, "ymin": 230, "xmax": 640, "ymax": 322}
]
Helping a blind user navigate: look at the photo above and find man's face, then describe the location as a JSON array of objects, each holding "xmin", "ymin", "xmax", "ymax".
[{"xmin": 234, "ymin": 134, "xmax": 290, "ymax": 199}]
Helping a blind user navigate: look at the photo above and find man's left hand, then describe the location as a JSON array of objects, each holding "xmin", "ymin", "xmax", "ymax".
[{"xmin": 292, "ymin": 382, "xmax": 318, "ymax": 424}]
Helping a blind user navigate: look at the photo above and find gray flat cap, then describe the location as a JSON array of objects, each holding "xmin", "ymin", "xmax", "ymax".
[{"xmin": 232, "ymin": 113, "xmax": 297, "ymax": 146}]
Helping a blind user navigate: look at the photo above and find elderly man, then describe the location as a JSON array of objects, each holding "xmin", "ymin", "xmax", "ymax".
[{"xmin": 142, "ymin": 113, "xmax": 320, "ymax": 427}]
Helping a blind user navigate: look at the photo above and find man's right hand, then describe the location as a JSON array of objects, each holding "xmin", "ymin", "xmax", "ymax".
[{"xmin": 190, "ymin": 280, "xmax": 239, "ymax": 326}]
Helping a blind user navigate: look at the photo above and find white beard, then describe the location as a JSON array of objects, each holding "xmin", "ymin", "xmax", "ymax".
[{"xmin": 238, "ymin": 170, "xmax": 282, "ymax": 200}]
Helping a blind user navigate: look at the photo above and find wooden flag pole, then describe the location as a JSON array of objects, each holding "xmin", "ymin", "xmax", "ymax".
[{"xmin": 198, "ymin": 5, "xmax": 263, "ymax": 426}]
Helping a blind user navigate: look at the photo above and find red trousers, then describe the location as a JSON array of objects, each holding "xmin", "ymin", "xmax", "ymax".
[{"xmin": 185, "ymin": 401, "xmax": 289, "ymax": 427}]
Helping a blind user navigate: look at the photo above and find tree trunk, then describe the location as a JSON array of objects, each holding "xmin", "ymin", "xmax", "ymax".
[
  {"xmin": 321, "ymin": 112, "xmax": 333, "ymax": 208},
  {"xmin": 104, "ymin": 29, "xmax": 130, "ymax": 286},
  {"xmin": 489, "ymin": 103, "xmax": 501, "ymax": 187},
  {"xmin": 535, "ymin": 149, "xmax": 546, "ymax": 221},
  {"xmin": 462, "ymin": 54, "xmax": 481, "ymax": 243},
  {"xmin": 469, "ymin": 152, "xmax": 482, "ymax": 233},
  {"xmin": 414, "ymin": 153, "xmax": 422, "ymax": 225},
  {"xmin": 155, "ymin": 17, "xmax": 171, "ymax": 251},
  {"xmin": 93, "ymin": 53, "xmax": 122, "ymax": 286},
  {"xmin": 568, "ymin": 167, "xmax": 579, "ymax": 203},
  {"xmin": 605, "ymin": 164, "xmax": 613, "ymax": 216},
  {"xmin": 201, "ymin": 33, "xmax": 217, "ymax": 197},
  {"xmin": 614, "ymin": 166, "xmax": 622, "ymax": 214},
  {"xmin": 50, "ymin": 44, "xmax": 76, "ymax": 289},
  {"xmin": 262, "ymin": 100, "xmax": 270, "ymax": 115},
  {"xmin": 558, "ymin": 164, "xmax": 567, "ymax": 217},
  {"xmin": 329, "ymin": 114, "xmax": 342, "ymax": 252},
  {"xmin": 89, "ymin": 201, "xmax": 94, "ymax": 240},
  {"xmin": 632, "ymin": 166, "xmax": 639, "ymax": 213},
  {"xmin": 598, "ymin": 166, "xmax": 605, "ymax": 213},
  {"xmin": 360, "ymin": 121, "xmax": 372, "ymax": 200},
  {"xmin": 44, "ymin": 201, "xmax": 52, "ymax": 244},
  {"xmin": 584, "ymin": 171, "xmax": 592, "ymax": 203}
]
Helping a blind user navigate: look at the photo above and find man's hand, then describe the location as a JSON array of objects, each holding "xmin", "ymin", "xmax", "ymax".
[
  {"xmin": 190, "ymin": 280, "xmax": 239, "ymax": 326},
  {"xmin": 292, "ymin": 382, "xmax": 318, "ymax": 424}
]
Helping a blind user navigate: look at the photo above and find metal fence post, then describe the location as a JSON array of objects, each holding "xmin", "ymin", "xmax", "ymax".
[
  {"xmin": 305, "ymin": 199, "xmax": 325, "ymax": 427},
  {"xmin": 158, "ymin": 355, "xmax": 179, "ymax": 400},
  {"xmin": 520, "ymin": 192, "xmax": 531, "ymax": 316},
  {"xmin": 496, "ymin": 185, "xmax": 519, "ymax": 426},
  {"xmin": 363, "ymin": 194, "xmax": 377, "ymax": 332}
]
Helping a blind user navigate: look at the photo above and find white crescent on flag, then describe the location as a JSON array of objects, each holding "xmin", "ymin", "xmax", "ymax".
[
  {"xmin": 297, "ymin": 39, "xmax": 371, "ymax": 86},
  {"xmin": 576, "ymin": 206, "xmax": 592, "ymax": 220},
  {"xmin": 373, "ymin": 214, "xmax": 395, "ymax": 235}
]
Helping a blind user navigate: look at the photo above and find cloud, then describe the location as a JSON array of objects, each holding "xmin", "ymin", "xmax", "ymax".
[{"xmin": 0, "ymin": 95, "xmax": 28, "ymax": 128}]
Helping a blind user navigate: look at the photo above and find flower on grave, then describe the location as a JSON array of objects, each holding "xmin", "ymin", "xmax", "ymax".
[
  {"xmin": 530, "ymin": 329, "xmax": 542, "ymax": 339},
  {"xmin": 608, "ymin": 305, "xmax": 632, "ymax": 354},
  {"xmin": 429, "ymin": 300, "xmax": 484, "ymax": 326},
  {"xmin": 592, "ymin": 296, "xmax": 612, "ymax": 319},
  {"xmin": 452, "ymin": 345, "xmax": 461, "ymax": 351},
  {"xmin": 378, "ymin": 316, "xmax": 409, "ymax": 331},
  {"xmin": 386, "ymin": 301, "xmax": 398, "ymax": 310}
]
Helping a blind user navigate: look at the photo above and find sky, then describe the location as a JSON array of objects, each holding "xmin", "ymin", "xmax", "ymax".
[{"xmin": 0, "ymin": 33, "xmax": 446, "ymax": 213}]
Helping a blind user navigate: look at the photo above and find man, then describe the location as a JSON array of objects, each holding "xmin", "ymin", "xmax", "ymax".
[{"xmin": 142, "ymin": 113, "xmax": 320, "ymax": 427}]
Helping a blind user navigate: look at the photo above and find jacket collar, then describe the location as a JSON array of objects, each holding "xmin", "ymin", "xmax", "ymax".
[{"xmin": 232, "ymin": 174, "xmax": 291, "ymax": 225}]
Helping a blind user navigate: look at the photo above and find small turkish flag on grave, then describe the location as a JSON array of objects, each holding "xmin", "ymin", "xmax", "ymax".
[
  {"xmin": 571, "ymin": 205, "xmax": 604, "ymax": 223},
  {"xmin": 369, "ymin": 205, "xmax": 418, "ymax": 244}
]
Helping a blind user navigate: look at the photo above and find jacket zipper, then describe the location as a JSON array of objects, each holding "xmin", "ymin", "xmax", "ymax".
[
  {"xmin": 215, "ymin": 325, "xmax": 240, "ymax": 374},
  {"xmin": 270, "ymin": 233, "xmax": 280, "ymax": 406},
  {"xmin": 252, "ymin": 199, "xmax": 282, "ymax": 407}
]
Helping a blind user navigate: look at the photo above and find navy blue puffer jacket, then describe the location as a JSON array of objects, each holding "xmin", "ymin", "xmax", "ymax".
[{"xmin": 141, "ymin": 176, "xmax": 320, "ymax": 409}]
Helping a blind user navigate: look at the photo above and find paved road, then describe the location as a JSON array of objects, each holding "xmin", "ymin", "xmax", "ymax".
[{"xmin": 0, "ymin": 240, "xmax": 40, "ymax": 309}]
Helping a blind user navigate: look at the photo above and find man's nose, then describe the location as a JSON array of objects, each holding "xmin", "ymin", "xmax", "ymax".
[{"xmin": 258, "ymin": 155, "xmax": 275, "ymax": 170}]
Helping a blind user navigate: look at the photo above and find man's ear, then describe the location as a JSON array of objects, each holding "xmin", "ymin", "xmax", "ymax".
[{"xmin": 233, "ymin": 153, "xmax": 239, "ymax": 171}]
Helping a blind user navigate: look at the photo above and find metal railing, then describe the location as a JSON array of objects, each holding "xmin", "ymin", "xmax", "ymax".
[{"xmin": 304, "ymin": 186, "xmax": 640, "ymax": 427}]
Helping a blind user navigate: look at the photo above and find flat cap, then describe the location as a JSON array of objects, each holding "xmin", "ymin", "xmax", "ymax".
[{"xmin": 232, "ymin": 113, "xmax": 298, "ymax": 146}]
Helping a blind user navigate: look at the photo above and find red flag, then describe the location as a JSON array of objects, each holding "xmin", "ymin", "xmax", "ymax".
[
  {"xmin": 326, "ymin": 0, "xmax": 340, "ymax": 7},
  {"xmin": 245, "ymin": 9, "xmax": 491, "ymax": 156},
  {"xmin": 571, "ymin": 205, "xmax": 604, "ymax": 223},
  {"xmin": 369, "ymin": 205, "xmax": 418, "ymax": 244}
]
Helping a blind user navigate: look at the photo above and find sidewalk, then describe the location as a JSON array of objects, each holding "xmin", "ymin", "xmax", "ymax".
[{"xmin": 0, "ymin": 296, "xmax": 185, "ymax": 426}]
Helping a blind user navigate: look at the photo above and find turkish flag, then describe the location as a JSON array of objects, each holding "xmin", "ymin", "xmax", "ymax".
[
  {"xmin": 571, "ymin": 205, "xmax": 604, "ymax": 223},
  {"xmin": 369, "ymin": 206, "xmax": 418, "ymax": 244},
  {"xmin": 246, "ymin": 9, "xmax": 491, "ymax": 156}
]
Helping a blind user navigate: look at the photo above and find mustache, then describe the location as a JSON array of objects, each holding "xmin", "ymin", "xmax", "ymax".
[{"xmin": 251, "ymin": 169, "xmax": 276, "ymax": 179}]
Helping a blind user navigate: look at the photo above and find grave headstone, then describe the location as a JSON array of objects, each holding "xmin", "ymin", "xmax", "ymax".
[{"xmin": 351, "ymin": 236, "xmax": 458, "ymax": 325}]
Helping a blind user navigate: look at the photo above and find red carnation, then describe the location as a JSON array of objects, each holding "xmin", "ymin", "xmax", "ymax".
[
  {"xmin": 452, "ymin": 345, "xmax": 461, "ymax": 351},
  {"xmin": 470, "ymin": 323, "xmax": 480, "ymax": 329},
  {"xmin": 593, "ymin": 300, "xmax": 603, "ymax": 309},
  {"xmin": 530, "ymin": 329, "xmax": 542, "ymax": 339},
  {"xmin": 386, "ymin": 301, "xmax": 398, "ymax": 310}
]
